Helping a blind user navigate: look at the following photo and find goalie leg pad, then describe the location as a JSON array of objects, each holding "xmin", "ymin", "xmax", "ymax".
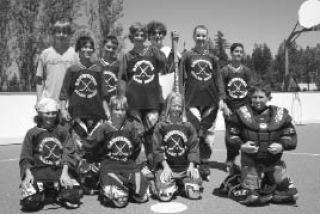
[{"xmin": 272, "ymin": 178, "xmax": 298, "ymax": 203}]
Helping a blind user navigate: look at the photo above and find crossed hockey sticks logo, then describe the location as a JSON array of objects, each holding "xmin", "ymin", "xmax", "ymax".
[
  {"xmin": 39, "ymin": 137, "xmax": 63, "ymax": 165},
  {"xmin": 191, "ymin": 59, "xmax": 213, "ymax": 81}
]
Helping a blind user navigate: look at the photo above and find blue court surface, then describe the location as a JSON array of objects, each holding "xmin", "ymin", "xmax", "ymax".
[{"xmin": 1, "ymin": 124, "xmax": 320, "ymax": 214}]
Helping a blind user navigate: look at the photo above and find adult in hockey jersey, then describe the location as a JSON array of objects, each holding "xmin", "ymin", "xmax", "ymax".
[
  {"xmin": 99, "ymin": 35, "xmax": 120, "ymax": 103},
  {"xmin": 153, "ymin": 92, "xmax": 202, "ymax": 202},
  {"xmin": 226, "ymin": 84, "xmax": 298, "ymax": 205},
  {"xmin": 19, "ymin": 98, "xmax": 81, "ymax": 211},
  {"xmin": 219, "ymin": 43, "xmax": 254, "ymax": 171},
  {"xmin": 88, "ymin": 95, "xmax": 149, "ymax": 208}
]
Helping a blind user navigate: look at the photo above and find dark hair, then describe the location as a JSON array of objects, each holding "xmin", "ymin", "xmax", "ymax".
[
  {"xmin": 147, "ymin": 21, "xmax": 167, "ymax": 38},
  {"xmin": 250, "ymin": 83, "xmax": 272, "ymax": 99},
  {"xmin": 193, "ymin": 25, "xmax": 208, "ymax": 38},
  {"xmin": 52, "ymin": 17, "xmax": 72, "ymax": 35},
  {"xmin": 75, "ymin": 36, "xmax": 95, "ymax": 52},
  {"xmin": 34, "ymin": 114, "xmax": 60, "ymax": 127},
  {"xmin": 230, "ymin": 43, "xmax": 244, "ymax": 53},
  {"xmin": 103, "ymin": 35, "xmax": 119, "ymax": 46},
  {"xmin": 128, "ymin": 22, "xmax": 147, "ymax": 43}
]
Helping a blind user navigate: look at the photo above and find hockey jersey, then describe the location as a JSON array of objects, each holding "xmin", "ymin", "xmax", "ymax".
[
  {"xmin": 86, "ymin": 119, "xmax": 144, "ymax": 173},
  {"xmin": 59, "ymin": 63, "xmax": 107, "ymax": 120},
  {"xmin": 220, "ymin": 64, "xmax": 253, "ymax": 110},
  {"xmin": 119, "ymin": 45, "xmax": 166, "ymax": 109},
  {"xmin": 179, "ymin": 48, "xmax": 223, "ymax": 107},
  {"xmin": 153, "ymin": 121, "xmax": 200, "ymax": 172},
  {"xmin": 19, "ymin": 125, "xmax": 69, "ymax": 181},
  {"xmin": 99, "ymin": 58, "xmax": 120, "ymax": 103}
]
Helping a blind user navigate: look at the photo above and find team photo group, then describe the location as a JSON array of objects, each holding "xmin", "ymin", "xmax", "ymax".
[{"xmin": 19, "ymin": 17, "xmax": 298, "ymax": 211}]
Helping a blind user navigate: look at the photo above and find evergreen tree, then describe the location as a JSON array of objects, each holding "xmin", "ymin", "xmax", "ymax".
[{"xmin": 214, "ymin": 31, "xmax": 228, "ymax": 66}]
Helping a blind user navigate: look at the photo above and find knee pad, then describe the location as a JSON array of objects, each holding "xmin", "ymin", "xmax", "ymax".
[
  {"xmin": 184, "ymin": 182, "xmax": 202, "ymax": 200},
  {"xmin": 132, "ymin": 192, "xmax": 149, "ymax": 203},
  {"xmin": 189, "ymin": 107, "xmax": 201, "ymax": 122},
  {"xmin": 102, "ymin": 185, "xmax": 129, "ymax": 208},
  {"xmin": 20, "ymin": 181, "xmax": 45, "ymax": 211},
  {"xmin": 20, "ymin": 193, "xmax": 45, "ymax": 211},
  {"xmin": 158, "ymin": 183, "xmax": 178, "ymax": 202},
  {"xmin": 59, "ymin": 181, "xmax": 81, "ymax": 209}
]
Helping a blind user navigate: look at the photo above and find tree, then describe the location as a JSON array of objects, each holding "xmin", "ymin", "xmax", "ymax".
[
  {"xmin": 11, "ymin": 0, "xmax": 41, "ymax": 92},
  {"xmin": 273, "ymin": 41, "xmax": 302, "ymax": 91},
  {"xmin": 0, "ymin": 0, "xmax": 12, "ymax": 91},
  {"xmin": 98, "ymin": 0, "xmax": 124, "ymax": 54},
  {"xmin": 214, "ymin": 31, "xmax": 229, "ymax": 66},
  {"xmin": 251, "ymin": 43, "xmax": 272, "ymax": 80}
]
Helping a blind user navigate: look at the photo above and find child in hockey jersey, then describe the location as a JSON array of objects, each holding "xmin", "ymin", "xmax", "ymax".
[
  {"xmin": 179, "ymin": 25, "xmax": 224, "ymax": 179},
  {"xmin": 219, "ymin": 43, "xmax": 254, "ymax": 171},
  {"xmin": 153, "ymin": 92, "xmax": 202, "ymax": 201},
  {"xmin": 99, "ymin": 35, "xmax": 120, "ymax": 103},
  {"xmin": 219, "ymin": 84, "xmax": 298, "ymax": 205},
  {"xmin": 85, "ymin": 94, "xmax": 149, "ymax": 208},
  {"xmin": 59, "ymin": 35, "xmax": 109, "ymax": 194},
  {"xmin": 60, "ymin": 35, "xmax": 109, "ymax": 122},
  {"xmin": 19, "ymin": 98, "xmax": 81, "ymax": 211},
  {"xmin": 118, "ymin": 22, "xmax": 167, "ymax": 174}
]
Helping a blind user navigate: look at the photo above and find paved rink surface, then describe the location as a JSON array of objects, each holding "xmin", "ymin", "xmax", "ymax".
[{"xmin": 1, "ymin": 124, "xmax": 320, "ymax": 214}]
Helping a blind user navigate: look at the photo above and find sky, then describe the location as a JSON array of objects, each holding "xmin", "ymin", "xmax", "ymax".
[{"xmin": 119, "ymin": 0, "xmax": 320, "ymax": 56}]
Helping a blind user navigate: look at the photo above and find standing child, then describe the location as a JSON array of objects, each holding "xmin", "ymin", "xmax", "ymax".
[
  {"xmin": 59, "ymin": 35, "xmax": 109, "ymax": 194},
  {"xmin": 19, "ymin": 98, "xmax": 81, "ymax": 211},
  {"xmin": 36, "ymin": 18, "xmax": 77, "ymax": 106},
  {"xmin": 219, "ymin": 43, "xmax": 254, "ymax": 171},
  {"xmin": 179, "ymin": 25, "xmax": 224, "ymax": 179},
  {"xmin": 153, "ymin": 92, "xmax": 202, "ymax": 201},
  {"xmin": 225, "ymin": 84, "xmax": 298, "ymax": 205},
  {"xmin": 147, "ymin": 21, "xmax": 181, "ymax": 100},
  {"xmin": 99, "ymin": 35, "xmax": 120, "ymax": 103},
  {"xmin": 118, "ymin": 22, "xmax": 167, "ymax": 172}
]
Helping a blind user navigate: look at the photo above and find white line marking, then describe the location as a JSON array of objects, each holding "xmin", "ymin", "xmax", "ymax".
[{"xmin": 0, "ymin": 158, "xmax": 18, "ymax": 163}]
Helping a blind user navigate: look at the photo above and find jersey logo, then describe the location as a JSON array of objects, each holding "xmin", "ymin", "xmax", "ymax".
[
  {"xmin": 39, "ymin": 137, "xmax": 63, "ymax": 165},
  {"xmin": 132, "ymin": 60, "xmax": 155, "ymax": 84},
  {"xmin": 75, "ymin": 73, "xmax": 98, "ymax": 98},
  {"xmin": 164, "ymin": 130, "xmax": 188, "ymax": 157},
  {"xmin": 107, "ymin": 136, "xmax": 133, "ymax": 162},
  {"xmin": 191, "ymin": 59, "xmax": 213, "ymax": 81},
  {"xmin": 103, "ymin": 70, "xmax": 118, "ymax": 93},
  {"xmin": 227, "ymin": 77, "xmax": 248, "ymax": 99}
]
